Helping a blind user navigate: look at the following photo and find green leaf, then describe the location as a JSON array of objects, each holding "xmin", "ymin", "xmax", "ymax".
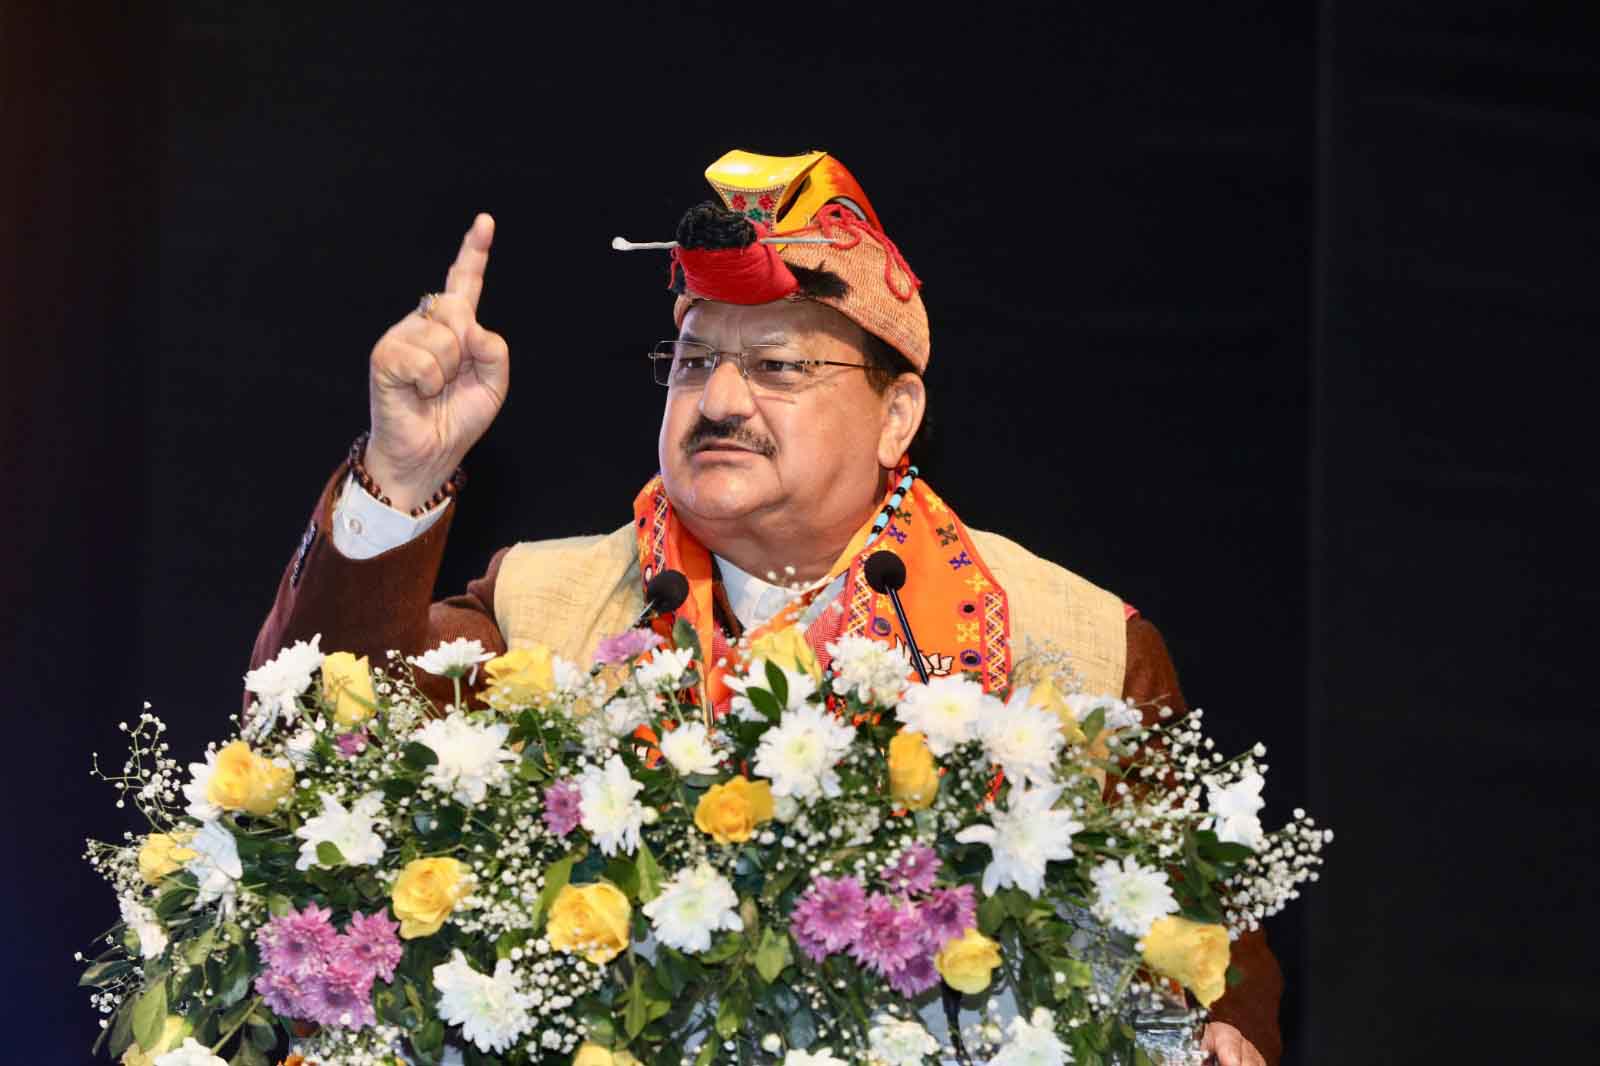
[
  {"xmin": 764, "ymin": 660, "xmax": 790, "ymax": 709},
  {"xmin": 625, "ymin": 965, "xmax": 649, "ymax": 1039},
  {"xmin": 746, "ymin": 685, "xmax": 783, "ymax": 723},
  {"xmin": 316, "ymin": 841, "xmax": 346, "ymax": 867},
  {"xmin": 530, "ymin": 850, "xmax": 583, "ymax": 931},
  {"xmin": 218, "ymin": 947, "xmax": 252, "ymax": 1006},
  {"xmin": 1226, "ymin": 964, "xmax": 1243, "ymax": 988},
  {"xmin": 714, "ymin": 986, "xmax": 748, "ymax": 1038},
  {"xmin": 605, "ymin": 857, "xmax": 641, "ymax": 899},
  {"xmin": 636, "ymin": 841, "xmax": 663, "ymax": 903},
  {"xmin": 653, "ymin": 948, "xmax": 689, "ymax": 998},
  {"xmin": 673, "ymin": 617, "xmax": 703, "ymax": 661},
  {"xmin": 1080, "ymin": 707, "xmax": 1106, "ymax": 747},
  {"xmin": 786, "ymin": 1003, "xmax": 818, "ymax": 1050},
  {"xmin": 107, "ymin": 998, "xmax": 136, "ymax": 1057},
  {"xmin": 694, "ymin": 1041, "xmax": 716, "ymax": 1066},
  {"xmin": 131, "ymin": 980, "xmax": 168, "ymax": 1051},
  {"xmin": 700, "ymin": 933, "xmax": 744, "ymax": 964},
  {"xmin": 752, "ymin": 927, "xmax": 792, "ymax": 983},
  {"xmin": 267, "ymin": 893, "xmax": 294, "ymax": 918},
  {"xmin": 401, "ymin": 742, "xmax": 439, "ymax": 770},
  {"xmin": 977, "ymin": 893, "xmax": 1009, "ymax": 935},
  {"xmin": 78, "ymin": 958, "xmax": 134, "ymax": 987},
  {"xmin": 382, "ymin": 777, "xmax": 419, "ymax": 800},
  {"xmin": 761, "ymin": 867, "xmax": 801, "ymax": 905},
  {"xmin": 231, "ymin": 1040, "xmax": 269, "ymax": 1066}
]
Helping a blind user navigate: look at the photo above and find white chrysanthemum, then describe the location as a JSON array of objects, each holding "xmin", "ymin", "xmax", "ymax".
[
  {"xmin": 294, "ymin": 790, "xmax": 387, "ymax": 870},
  {"xmin": 595, "ymin": 693, "xmax": 657, "ymax": 739},
  {"xmin": 185, "ymin": 820, "xmax": 242, "ymax": 916},
  {"xmin": 242, "ymin": 634, "xmax": 324, "ymax": 738},
  {"xmin": 633, "ymin": 647, "xmax": 696, "ymax": 692},
  {"xmin": 414, "ymin": 715, "xmax": 517, "ymax": 806},
  {"xmin": 990, "ymin": 1007, "xmax": 1071, "ymax": 1066},
  {"xmin": 752, "ymin": 703, "xmax": 856, "ymax": 800},
  {"xmin": 867, "ymin": 1015, "xmax": 939, "ymax": 1066},
  {"xmin": 955, "ymin": 783, "xmax": 1082, "ymax": 897},
  {"xmin": 182, "ymin": 749, "xmax": 222, "ymax": 822},
  {"xmin": 784, "ymin": 1050, "xmax": 850, "ymax": 1066},
  {"xmin": 1206, "ymin": 769, "xmax": 1266, "ymax": 850},
  {"xmin": 658, "ymin": 721, "xmax": 722, "ymax": 776},
  {"xmin": 1089, "ymin": 856, "xmax": 1179, "ymax": 938},
  {"xmin": 551, "ymin": 654, "xmax": 587, "ymax": 697},
  {"xmin": 432, "ymin": 949, "xmax": 534, "ymax": 1054},
  {"xmin": 409, "ymin": 638, "xmax": 495, "ymax": 681},
  {"xmin": 894, "ymin": 676, "xmax": 994, "ymax": 756},
  {"xmin": 642, "ymin": 862, "xmax": 743, "ymax": 953},
  {"xmin": 578, "ymin": 754, "xmax": 647, "ymax": 856},
  {"xmin": 153, "ymin": 1038, "xmax": 229, "ymax": 1066},
  {"xmin": 1065, "ymin": 693, "xmax": 1142, "ymax": 734},
  {"xmin": 980, "ymin": 688, "xmax": 1067, "ymax": 786},
  {"xmin": 118, "ymin": 895, "xmax": 167, "ymax": 959},
  {"xmin": 283, "ymin": 727, "xmax": 318, "ymax": 769},
  {"xmin": 726, "ymin": 658, "xmax": 819, "ymax": 721},
  {"xmin": 826, "ymin": 635, "xmax": 913, "ymax": 707}
]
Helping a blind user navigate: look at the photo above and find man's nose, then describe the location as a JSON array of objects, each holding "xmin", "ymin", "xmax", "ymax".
[{"xmin": 697, "ymin": 356, "xmax": 756, "ymax": 422}]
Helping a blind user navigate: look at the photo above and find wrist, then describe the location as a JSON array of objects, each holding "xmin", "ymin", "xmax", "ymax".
[{"xmin": 349, "ymin": 433, "xmax": 467, "ymax": 517}]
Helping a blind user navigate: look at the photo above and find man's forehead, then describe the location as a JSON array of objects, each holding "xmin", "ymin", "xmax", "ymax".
[{"xmin": 679, "ymin": 299, "xmax": 858, "ymax": 345}]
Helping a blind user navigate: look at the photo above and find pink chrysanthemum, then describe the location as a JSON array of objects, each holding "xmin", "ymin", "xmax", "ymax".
[
  {"xmin": 255, "ymin": 968, "xmax": 311, "ymax": 1019},
  {"xmin": 304, "ymin": 952, "xmax": 376, "ymax": 1029},
  {"xmin": 790, "ymin": 875, "xmax": 868, "ymax": 963},
  {"xmin": 593, "ymin": 628, "xmax": 663, "ymax": 667},
  {"xmin": 257, "ymin": 903, "xmax": 339, "ymax": 979},
  {"xmin": 849, "ymin": 894, "xmax": 925, "ymax": 976},
  {"xmin": 887, "ymin": 951, "xmax": 942, "ymax": 998},
  {"xmin": 882, "ymin": 843, "xmax": 941, "ymax": 896},
  {"xmin": 334, "ymin": 731, "xmax": 369, "ymax": 757},
  {"xmin": 543, "ymin": 780, "xmax": 583, "ymax": 837},
  {"xmin": 917, "ymin": 885, "xmax": 978, "ymax": 949},
  {"xmin": 338, "ymin": 910, "xmax": 403, "ymax": 983}
]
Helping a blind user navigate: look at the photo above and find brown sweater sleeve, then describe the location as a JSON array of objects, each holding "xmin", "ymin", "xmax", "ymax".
[
  {"xmin": 245, "ymin": 463, "xmax": 511, "ymax": 711},
  {"xmin": 1123, "ymin": 615, "xmax": 1285, "ymax": 1066}
]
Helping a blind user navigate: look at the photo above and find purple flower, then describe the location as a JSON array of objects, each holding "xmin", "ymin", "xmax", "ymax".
[
  {"xmin": 543, "ymin": 780, "xmax": 583, "ymax": 837},
  {"xmin": 849, "ymin": 893, "xmax": 925, "ymax": 976},
  {"xmin": 887, "ymin": 951, "xmax": 942, "ymax": 997},
  {"xmin": 256, "ymin": 903, "xmax": 339, "ymax": 979},
  {"xmin": 790, "ymin": 875, "xmax": 868, "ymax": 963},
  {"xmin": 255, "ymin": 968, "xmax": 311, "ymax": 1019},
  {"xmin": 594, "ymin": 628, "xmax": 664, "ymax": 667},
  {"xmin": 305, "ymin": 953, "xmax": 376, "ymax": 1029},
  {"xmin": 882, "ymin": 843, "xmax": 940, "ymax": 896},
  {"xmin": 338, "ymin": 910, "xmax": 403, "ymax": 983},
  {"xmin": 334, "ymin": 731, "xmax": 369, "ymax": 757},
  {"xmin": 917, "ymin": 885, "xmax": 978, "ymax": 949}
]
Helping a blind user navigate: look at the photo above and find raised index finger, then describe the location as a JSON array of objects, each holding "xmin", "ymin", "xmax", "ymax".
[{"xmin": 443, "ymin": 212, "xmax": 495, "ymax": 314}]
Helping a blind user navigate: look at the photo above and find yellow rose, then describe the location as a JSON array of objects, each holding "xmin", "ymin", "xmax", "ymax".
[
  {"xmin": 887, "ymin": 731, "xmax": 940, "ymax": 810},
  {"xmin": 482, "ymin": 645, "xmax": 557, "ymax": 709},
  {"xmin": 1028, "ymin": 679, "xmax": 1086, "ymax": 744},
  {"xmin": 935, "ymin": 927, "xmax": 1003, "ymax": 994},
  {"xmin": 391, "ymin": 857, "xmax": 472, "ymax": 939},
  {"xmin": 205, "ymin": 740, "xmax": 294, "ymax": 816},
  {"xmin": 1141, "ymin": 915, "xmax": 1231, "ymax": 1008},
  {"xmin": 694, "ymin": 776, "xmax": 775, "ymax": 844},
  {"xmin": 136, "ymin": 830, "xmax": 196, "ymax": 885},
  {"xmin": 119, "ymin": 1014, "xmax": 187, "ymax": 1064},
  {"xmin": 749, "ymin": 626, "xmax": 821, "ymax": 681},
  {"xmin": 546, "ymin": 882, "xmax": 631, "ymax": 964},
  {"xmin": 573, "ymin": 1044, "xmax": 642, "ymax": 1066},
  {"xmin": 321, "ymin": 651, "xmax": 378, "ymax": 727}
]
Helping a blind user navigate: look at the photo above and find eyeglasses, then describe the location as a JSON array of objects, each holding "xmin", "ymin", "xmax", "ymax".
[{"xmin": 649, "ymin": 340, "xmax": 869, "ymax": 394}]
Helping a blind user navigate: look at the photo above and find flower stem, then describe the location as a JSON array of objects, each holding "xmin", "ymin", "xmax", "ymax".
[{"xmin": 210, "ymin": 994, "xmax": 264, "ymax": 1053}]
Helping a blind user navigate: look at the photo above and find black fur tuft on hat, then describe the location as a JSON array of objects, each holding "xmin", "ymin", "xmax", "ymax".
[{"xmin": 676, "ymin": 201, "xmax": 757, "ymax": 251}]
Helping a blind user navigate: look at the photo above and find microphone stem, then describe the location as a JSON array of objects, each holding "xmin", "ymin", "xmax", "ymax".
[{"xmin": 886, "ymin": 588, "xmax": 930, "ymax": 684}]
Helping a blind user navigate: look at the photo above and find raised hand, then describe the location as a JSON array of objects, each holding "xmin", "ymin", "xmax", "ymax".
[{"xmin": 364, "ymin": 213, "xmax": 510, "ymax": 512}]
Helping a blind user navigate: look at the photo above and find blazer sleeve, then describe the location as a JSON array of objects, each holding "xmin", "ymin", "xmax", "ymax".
[
  {"xmin": 244, "ymin": 463, "xmax": 511, "ymax": 712},
  {"xmin": 1123, "ymin": 616, "xmax": 1285, "ymax": 1066}
]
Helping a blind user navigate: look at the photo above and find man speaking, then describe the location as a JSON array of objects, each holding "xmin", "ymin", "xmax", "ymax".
[{"xmin": 248, "ymin": 151, "xmax": 1281, "ymax": 1065}]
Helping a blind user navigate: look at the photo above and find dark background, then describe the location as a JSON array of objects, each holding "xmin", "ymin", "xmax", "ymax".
[{"xmin": 5, "ymin": 2, "xmax": 1595, "ymax": 1062}]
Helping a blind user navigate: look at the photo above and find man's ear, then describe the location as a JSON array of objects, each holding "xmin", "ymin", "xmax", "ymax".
[{"xmin": 877, "ymin": 372, "xmax": 926, "ymax": 467}]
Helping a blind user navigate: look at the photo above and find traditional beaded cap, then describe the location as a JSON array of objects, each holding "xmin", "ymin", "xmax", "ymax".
[{"xmin": 670, "ymin": 150, "xmax": 931, "ymax": 373}]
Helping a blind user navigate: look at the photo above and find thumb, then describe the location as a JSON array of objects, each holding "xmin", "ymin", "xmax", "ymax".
[{"xmin": 466, "ymin": 322, "xmax": 510, "ymax": 399}]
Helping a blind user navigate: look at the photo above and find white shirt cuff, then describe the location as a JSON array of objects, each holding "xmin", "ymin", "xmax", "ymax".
[{"xmin": 330, "ymin": 474, "xmax": 450, "ymax": 560}]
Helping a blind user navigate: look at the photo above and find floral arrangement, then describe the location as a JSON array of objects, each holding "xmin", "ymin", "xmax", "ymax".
[{"xmin": 81, "ymin": 619, "xmax": 1329, "ymax": 1066}]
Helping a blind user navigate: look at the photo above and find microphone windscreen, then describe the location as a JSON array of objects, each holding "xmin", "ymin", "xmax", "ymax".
[
  {"xmin": 645, "ymin": 569, "xmax": 690, "ymax": 613},
  {"xmin": 864, "ymin": 551, "xmax": 907, "ymax": 593}
]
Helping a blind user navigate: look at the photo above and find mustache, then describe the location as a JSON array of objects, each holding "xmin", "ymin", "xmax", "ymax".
[{"xmin": 681, "ymin": 417, "xmax": 777, "ymax": 458}]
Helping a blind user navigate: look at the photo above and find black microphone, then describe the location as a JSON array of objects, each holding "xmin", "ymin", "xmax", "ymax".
[
  {"xmin": 864, "ymin": 550, "xmax": 929, "ymax": 684},
  {"xmin": 634, "ymin": 569, "xmax": 689, "ymax": 629}
]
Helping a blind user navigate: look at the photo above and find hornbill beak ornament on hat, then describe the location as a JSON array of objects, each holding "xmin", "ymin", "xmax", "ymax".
[{"xmin": 612, "ymin": 149, "xmax": 932, "ymax": 373}]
